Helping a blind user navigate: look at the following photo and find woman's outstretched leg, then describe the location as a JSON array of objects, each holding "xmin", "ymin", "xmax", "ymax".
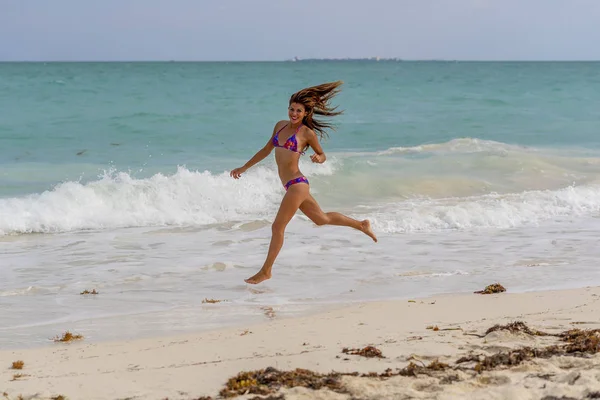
[
  {"xmin": 245, "ymin": 185, "xmax": 309, "ymax": 284},
  {"xmin": 299, "ymin": 194, "xmax": 377, "ymax": 242}
]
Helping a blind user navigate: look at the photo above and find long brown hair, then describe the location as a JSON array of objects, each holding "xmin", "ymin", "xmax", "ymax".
[{"xmin": 289, "ymin": 81, "xmax": 344, "ymax": 139}]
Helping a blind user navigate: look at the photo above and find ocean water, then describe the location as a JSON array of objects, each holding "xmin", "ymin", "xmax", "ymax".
[{"xmin": 2, "ymin": 61, "xmax": 600, "ymax": 348}]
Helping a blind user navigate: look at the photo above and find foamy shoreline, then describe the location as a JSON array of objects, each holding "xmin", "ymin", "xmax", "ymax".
[{"xmin": 1, "ymin": 286, "xmax": 600, "ymax": 399}]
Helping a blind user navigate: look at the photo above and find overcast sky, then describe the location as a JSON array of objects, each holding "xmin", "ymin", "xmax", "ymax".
[{"xmin": 1, "ymin": 0, "xmax": 599, "ymax": 61}]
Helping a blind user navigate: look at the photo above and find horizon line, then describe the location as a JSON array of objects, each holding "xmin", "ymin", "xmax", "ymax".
[{"xmin": 1, "ymin": 59, "xmax": 600, "ymax": 63}]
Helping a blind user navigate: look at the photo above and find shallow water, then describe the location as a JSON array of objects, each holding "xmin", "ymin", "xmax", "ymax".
[{"xmin": 2, "ymin": 61, "xmax": 600, "ymax": 348}]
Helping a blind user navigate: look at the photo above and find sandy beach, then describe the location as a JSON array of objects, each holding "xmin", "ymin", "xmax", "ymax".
[{"xmin": 2, "ymin": 286, "xmax": 600, "ymax": 400}]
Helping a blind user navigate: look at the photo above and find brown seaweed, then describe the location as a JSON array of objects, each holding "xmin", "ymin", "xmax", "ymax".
[
  {"xmin": 201, "ymin": 298, "xmax": 221, "ymax": 304},
  {"xmin": 474, "ymin": 325, "xmax": 600, "ymax": 372},
  {"xmin": 213, "ymin": 322, "xmax": 600, "ymax": 398},
  {"xmin": 485, "ymin": 321, "xmax": 552, "ymax": 337},
  {"xmin": 474, "ymin": 283, "xmax": 506, "ymax": 294},
  {"xmin": 341, "ymin": 346, "xmax": 385, "ymax": 358},
  {"xmin": 540, "ymin": 397, "xmax": 578, "ymax": 400},
  {"xmin": 53, "ymin": 331, "xmax": 84, "ymax": 342},
  {"xmin": 11, "ymin": 360, "xmax": 24, "ymax": 370},
  {"xmin": 559, "ymin": 328, "xmax": 600, "ymax": 354},
  {"xmin": 219, "ymin": 367, "xmax": 345, "ymax": 398},
  {"xmin": 398, "ymin": 360, "xmax": 450, "ymax": 377}
]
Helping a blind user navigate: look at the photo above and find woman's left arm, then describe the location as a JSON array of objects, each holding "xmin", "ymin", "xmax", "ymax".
[{"xmin": 306, "ymin": 129, "xmax": 326, "ymax": 164}]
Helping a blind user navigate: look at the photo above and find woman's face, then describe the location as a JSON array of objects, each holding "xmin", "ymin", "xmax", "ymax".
[{"xmin": 288, "ymin": 102, "xmax": 307, "ymax": 124}]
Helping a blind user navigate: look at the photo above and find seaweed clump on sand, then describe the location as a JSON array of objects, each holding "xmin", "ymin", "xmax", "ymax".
[
  {"xmin": 540, "ymin": 397, "xmax": 579, "ymax": 400},
  {"xmin": 485, "ymin": 321, "xmax": 552, "ymax": 337},
  {"xmin": 215, "ymin": 323, "xmax": 600, "ymax": 398},
  {"xmin": 474, "ymin": 283, "xmax": 506, "ymax": 294},
  {"xmin": 53, "ymin": 331, "xmax": 84, "ymax": 343},
  {"xmin": 80, "ymin": 289, "xmax": 98, "ymax": 295},
  {"xmin": 559, "ymin": 328, "xmax": 600, "ymax": 354},
  {"xmin": 11, "ymin": 361, "xmax": 24, "ymax": 370},
  {"xmin": 162, "ymin": 397, "xmax": 213, "ymax": 400},
  {"xmin": 219, "ymin": 367, "xmax": 345, "ymax": 398},
  {"xmin": 398, "ymin": 360, "xmax": 450, "ymax": 377},
  {"xmin": 201, "ymin": 298, "xmax": 222, "ymax": 304},
  {"xmin": 342, "ymin": 346, "xmax": 385, "ymax": 358},
  {"xmin": 538, "ymin": 395, "xmax": 600, "ymax": 400},
  {"xmin": 471, "ymin": 346, "xmax": 553, "ymax": 372},
  {"xmin": 351, "ymin": 359, "xmax": 451, "ymax": 381},
  {"xmin": 354, "ymin": 324, "xmax": 600, "ymax": 378},
  {"xmin": 469, "ymin": 325, "xmax": 600, "ymax": 373}
]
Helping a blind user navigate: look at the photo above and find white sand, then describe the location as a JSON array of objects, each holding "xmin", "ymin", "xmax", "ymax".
[{"xmin": 2, "ymin": 287, "xmax": 600, "ymax": 399}]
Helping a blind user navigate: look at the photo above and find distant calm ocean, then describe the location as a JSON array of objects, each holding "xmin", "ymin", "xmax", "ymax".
[{"xmin": 2, "ymin": 61, "xmax": 600, "ymax": 348}]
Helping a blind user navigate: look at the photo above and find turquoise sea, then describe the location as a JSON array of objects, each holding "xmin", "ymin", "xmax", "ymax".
[{"xmin": 2, "ymin": 61, "xmax": 600, "ymax": 348}]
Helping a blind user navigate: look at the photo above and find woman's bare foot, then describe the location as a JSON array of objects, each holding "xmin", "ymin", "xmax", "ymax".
[
  {"xmin": 361, "ymin": 220, "xmax": 378, "ymax": 242},
  {"xmin": 244, "ymin": 270, "xmax": 272, "ymax": 284}
]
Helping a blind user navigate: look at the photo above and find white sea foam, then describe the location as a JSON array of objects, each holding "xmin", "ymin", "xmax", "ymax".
[
  {"xmin": 0, "ymin": 161, "xmax": 340, "ymax": 235},
  {"xmin": 3, "ymin": 142, "xmax": 600, "ymax": 235},
  {"xmin": 369, "ymin": 184, "xmax": 600, "ymax": 233},
  {"xmin": 0, "ymin": 166, "xmax": 278, "ymax": 235},
  {"xmin": 377, "ymin": 138, "xmax": 532, "ymax": 156}
]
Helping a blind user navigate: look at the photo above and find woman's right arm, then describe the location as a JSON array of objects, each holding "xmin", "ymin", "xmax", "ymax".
[{"xmin": 230, "ymin": 122, "xmax": 283, "ymax": 179}]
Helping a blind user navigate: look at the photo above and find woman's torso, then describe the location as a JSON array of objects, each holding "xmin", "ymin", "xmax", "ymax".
[{"xmin": 272, "ymin": 122, "xmax": 309, "ymax": 184}]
